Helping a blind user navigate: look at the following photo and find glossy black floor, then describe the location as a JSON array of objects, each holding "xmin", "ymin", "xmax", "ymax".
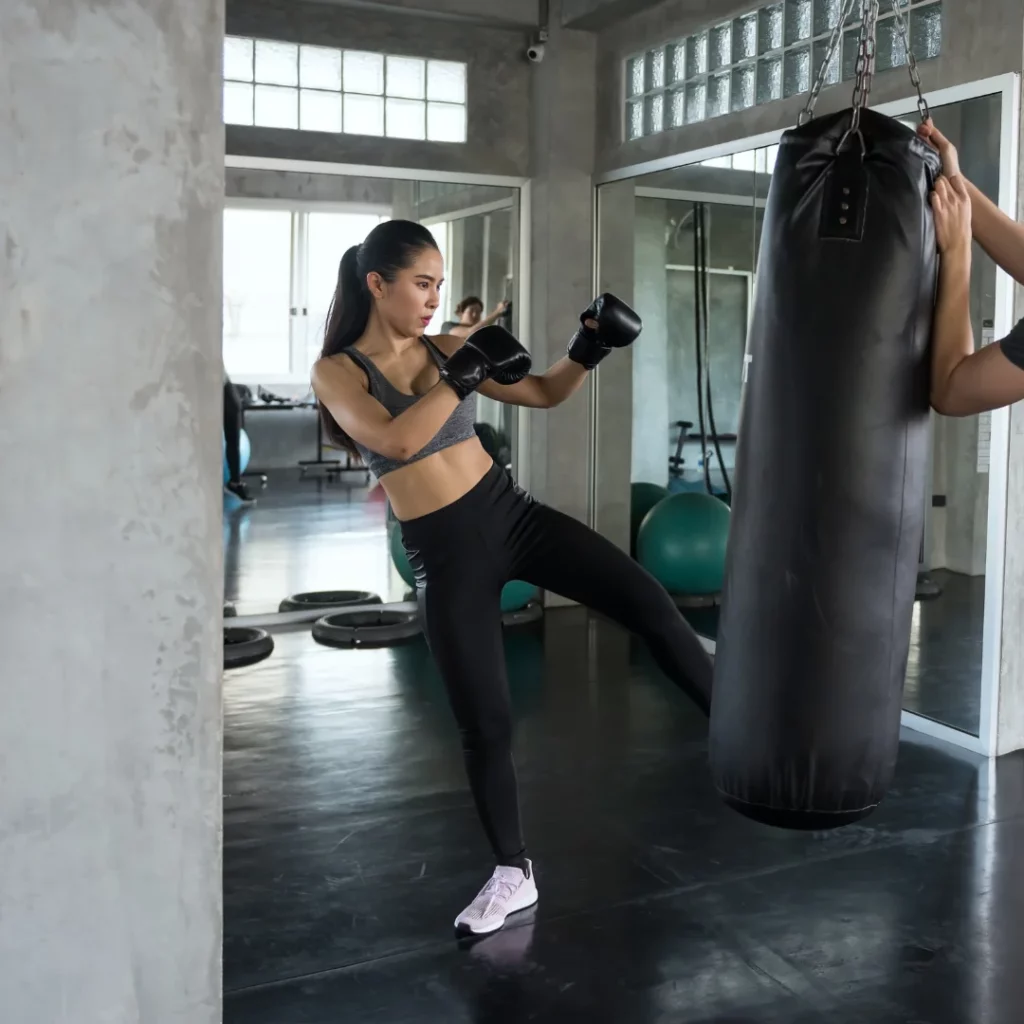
[
  {"xmin": 224, "ymin": 609, "xmax": 1024, "ymax": 1024},
  {"xmin": 224, "ymin": 471, "xmax": 390, "ymax": 615},
  {"xmin": 681, "ymin": 568, "xmax": 985, "ymax": 737}
]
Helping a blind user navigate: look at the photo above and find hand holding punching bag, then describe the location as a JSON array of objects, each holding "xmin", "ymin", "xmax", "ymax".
[{"xmin": 709, "ymin": 105, "xmax": 941, "ymax": 830}]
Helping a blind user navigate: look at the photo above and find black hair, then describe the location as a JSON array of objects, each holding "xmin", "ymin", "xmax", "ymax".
[
  {"xmin": 317, "ymin": 219, "xmax": 439, "ymax": 454},
  {"xmin": 455, "ymin": 295, "xmax": 484, "ymax": 316}
]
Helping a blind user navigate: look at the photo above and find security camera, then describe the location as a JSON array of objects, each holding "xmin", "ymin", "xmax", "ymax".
[{"xmin": 527, "ymin": 41, "xmax": 545, "ymax": 64}]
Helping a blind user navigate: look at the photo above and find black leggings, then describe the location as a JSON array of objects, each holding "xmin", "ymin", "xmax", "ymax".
[
  {"xmin": 400, "ymin": 464, "xmax": 713, "ymax": 867},
  {"xmin": 224, "ymin": 380, "xmax": 244, "ymax": 484}
]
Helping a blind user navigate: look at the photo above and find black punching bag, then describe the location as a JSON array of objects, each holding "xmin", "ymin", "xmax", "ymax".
[{"xmin": 709, "ymin": 108, "xmax": 941, "ymax": 830}]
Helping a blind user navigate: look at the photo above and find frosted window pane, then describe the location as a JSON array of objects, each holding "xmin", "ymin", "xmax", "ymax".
[
  {"xmin": 785, "ymin": 0, "xmax": 812, "ymax": 45},
  {"xmin": 254, "ymin": 85, "xmax": 298, "ymax": 129},
  {"xmin": 300, "ymin": 46, "xmax": 342, "ymax": 91},
  {"xmin": 759, "ymin": 5, "xmax": 784, "ymax": 52},
  {"xmin": 814, "ymin": 0, "xmax": 842, "ymax": 37},
  {"xmin": 224, "ymin": 37, "xmax": 254, "ymax": 82},
  {"xmin": 668, "ymin": 44, "xmax": 686, "ymax": 84},
  {"xmin": 254, "ymin": 40, "xmax": 298, "ymax": 87},
  {"xmin": 812, "ymin": 39, "xmax": 841, "ymax": 86},
  {"xmin": 686, "ymin": 33, "xmax": 708, "ymax": 77},
  {"xmin": 387, "ymin": 56, "xmax": 426, "ymax": 99},
  {"xmin": 731, "ymin": 64, "xmax": 755, "ymax": 112},
  {"xmin": 427, "ymin": 101, "xmax": 466, "ymax": 143},
  {"xmin": 707, "ymin": 72, "xmax": 730, "ymax": 117},
  {"xmin": 876, "ymin": 19, "xmax": 906, "ymax": 72},
  {"xmin": 911, "ymin": 2, "xmax": 942, "ymax": 59},
  {"xmin": 628, "ymin": 99, "xmax": 644, "ymax": 139},
  {"xmin": 669, "ymin": 88, "xmax": 685, "ymax": 128},
  {"xmin": 344, "ymin": 51, "xmax": 384, "ymax": 95},
  {"xmin": 386, "ymin": 98, "xmax": 426, "ymax": 139},
  {"xmin": 627, "ymin": 56, "xmax": 645, "ymax": 96},
  {"xmin": 644, "ymin": 93, "xmax": 664, "ymax": 135},
  {"xmin": 733, "ymin": 14, "xmax": 757, "ymax": 62},
  {"xmin": 300, "ymin": 90, "xmax": 342, "ymax": 133},
  {"xmin": 685, "ymin": 80, "xmax": 706, "ymax": 123},
  {"xmin": 224, "ymin": 82, "xmax": 254, "ymax": 125},
  {"xmin": 344, "ymin": 94, "xmax": 384, "ymax": 136},
  {"xmin": 756, "ymin": 56, "xmax": 782, "ymax": 104},
  {"xmin": 842, "ymin": 28, "xmax": 861, "ymax": 80},
  {"xmin": 784, "ymin": 48, "xmax": 810, "ymax": 98},
  {"xmin": 427, "ymin": 60, "xmax": 466, "ymax": 103},
  {"xmin": 709, "ymin": 24, "xmax": 731, "ymax": 71},
  {"xmin": 646, "ymin": 48, "xmax": 665, "ymax": 90}
]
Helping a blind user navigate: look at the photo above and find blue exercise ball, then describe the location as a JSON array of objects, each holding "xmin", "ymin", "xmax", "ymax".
[{"xmin": 223, "ymin": 429, "xmax": 251, "ymax": 485}]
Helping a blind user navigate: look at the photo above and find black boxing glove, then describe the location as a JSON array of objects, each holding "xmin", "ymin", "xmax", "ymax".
[
  {"xmin": 438, "ymin": 325, "xmax": 533, "ymax": 400},
  {"xmin": 567, "ymin": 293, "xmax": 643, "ymax": 369}
]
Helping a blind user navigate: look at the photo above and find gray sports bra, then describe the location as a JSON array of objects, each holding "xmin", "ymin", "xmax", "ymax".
[{"xmin": 342, "ymin": 337, "xmax": 477, "ymax": 478}]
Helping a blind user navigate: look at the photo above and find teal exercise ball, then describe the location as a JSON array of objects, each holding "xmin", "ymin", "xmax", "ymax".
[
  {"xmin": 630, "ymin": 482, "xmax": 669, "ymax": 556},
  {"xmin": 500, "ymin": 579, "xmax": 538, "ymax": 613},
  {"xmin": 637, "ymin": 491, "xmax": 731, "ymax": 596},
  {"xmin": 223, "ymin": 429, "xmax": 251, "ymax": 484}
]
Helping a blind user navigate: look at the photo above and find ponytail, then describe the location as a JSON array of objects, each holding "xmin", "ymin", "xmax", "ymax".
[{"xmin": 316, "ymin": 220, "xmax": 439, "ymax": 454}]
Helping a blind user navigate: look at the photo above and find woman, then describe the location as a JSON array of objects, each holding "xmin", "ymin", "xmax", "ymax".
[
  {"xmin": 920, "ymin": 120, "xmax": 1024, "ymax": 414},
  {"xmin": 441, "ymin": 294, "xmax": 509, "ymax": 337},
  {"xmin": 310, "ymin": 220, "xmax": 712, "ymax": 937}
]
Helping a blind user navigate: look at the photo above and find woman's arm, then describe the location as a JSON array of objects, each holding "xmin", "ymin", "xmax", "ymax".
[
  {"xmin": 311, "ymin": 356, "xmax": 460, "ymax": 461},
  {"xmin": 432, "ymin": 333, "xmax": 590, "ymax": 409},
  {"xmin": 448, "ymin": 301, "xmax": 510, "ymax": 339}
]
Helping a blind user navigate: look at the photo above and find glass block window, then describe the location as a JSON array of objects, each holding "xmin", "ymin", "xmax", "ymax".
[
  {"xmin": 225, "ymin": 36, "xmax": 468, "ymax": 143},
  {"xmin": 624, "ymin": 0, "xmax": 941, "ymax": 140}
]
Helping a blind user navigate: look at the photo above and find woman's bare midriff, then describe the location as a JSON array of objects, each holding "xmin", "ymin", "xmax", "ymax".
[{"xmin": 380, "ymin": 437, "xmax": 496, "ymax": 521}]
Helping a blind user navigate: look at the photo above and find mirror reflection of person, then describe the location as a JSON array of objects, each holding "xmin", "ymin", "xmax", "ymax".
[
  {"xmin": 224, "ymin": 364, "xmax": 254, "ymax": 504},
  {"xmin": 442, "ymin": 295, "xmax": 509, "ymax": 338},
  {"xmin": 920, "ymin": 120, "xmax": 1024, "ymax": 414}
]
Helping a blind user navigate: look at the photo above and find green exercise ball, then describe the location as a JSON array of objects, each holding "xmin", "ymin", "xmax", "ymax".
[
  {"xmin": 637, "ymin": 491, "xmax": 731, "ymax": 596},
  {"xmin": 630, "ymin": 482, "xmax": 669, "ymax": 556},
  {"xmin": 390, "ymin": 524, "xmax": 537, "ymax": 611}
]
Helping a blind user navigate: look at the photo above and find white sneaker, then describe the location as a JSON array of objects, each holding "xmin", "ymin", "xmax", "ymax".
[{"xmin": 454, "ymin": 861, "xmax": 538, "ymax": 935}]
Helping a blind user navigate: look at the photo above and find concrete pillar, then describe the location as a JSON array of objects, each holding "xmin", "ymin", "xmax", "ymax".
[
  {"xmin": 525, "ymin": 5, "xmax": 597, "ymax": 564},
  {"xmin": 632, "ymin": 197, "xmax": 671, "ymax": 488},
  {"xmin": 593, "ymin": 180, "xmax": 636, "ymax": 550},
  {"xmin": 390, "ymin": 180, "xmax": 417, "ymax": 220},
  {"xmin": 0, "ymin": 3, "xmax": 223, "ymax": 1021}
]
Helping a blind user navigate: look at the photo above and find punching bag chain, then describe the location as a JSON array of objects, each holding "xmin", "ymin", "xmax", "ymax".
[
  {"xmin": 799, "ymin": 0, "xmax": 860, "ymax": 126},
  {"xmin": 889, "ymin": 0, "xmax": 930, "ymax": 123},
  {"xmin": 801, "ymin": 0, "xmax": 929, "ymax": 132}
]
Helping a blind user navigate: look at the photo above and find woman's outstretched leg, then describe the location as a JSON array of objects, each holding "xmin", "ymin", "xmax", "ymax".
[{"xmin": 511, "ymin": 501, "xmax": 713, "ymax": 715}]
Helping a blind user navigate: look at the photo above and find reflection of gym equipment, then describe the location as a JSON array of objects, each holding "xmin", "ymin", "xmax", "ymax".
[
  {"xmin": 278, "ymin": 590, "xmax": 382, "ymax": 613},
  {"xmin": 388, "ymin": 521, "xmax": 542, "ymax": 625},
  {"xmin": 224, "ymin": 626, "xmax": 274, "ymax": 669},
  {"xmin": 312, "ymin": 609, "xmax": 422, "ymax": 649},
  {"xmin": 223, "ymin": 428, "xmax": 251, "ymax": 485}
]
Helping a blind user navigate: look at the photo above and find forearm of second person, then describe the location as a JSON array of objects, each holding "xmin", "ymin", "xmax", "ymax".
[
  {"xmin": 966, "ymin": 179, "xmax": 1024, "ymax": 284},
  {"xmin": 930, "ymin": 249, "xmax": 976, "ymax": 415}
]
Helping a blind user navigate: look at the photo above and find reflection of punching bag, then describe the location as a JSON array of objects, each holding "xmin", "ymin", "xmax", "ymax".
[{"xmin": 709, "ymin": 108, "xmax": 940, "ymax": 830}]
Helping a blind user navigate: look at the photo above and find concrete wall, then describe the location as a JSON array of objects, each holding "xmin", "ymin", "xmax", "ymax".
[
  {"xmin": 311, "ymin": 0, "xmax": 541, "ymax": 27},
  {"xmin": 225, "ymin": 0, "xmax": 532, "ymax": 177},
  {"xmin": 0, "ymin": 1, "xmax": 223, "ymax": 1021},
  {"xmin": 595, "ymin": 0, "xmax": 1024, "ymax": 175},
  {"xmin": 226, "ymin": 166, "xmax": 395, "ymax": 205}
]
